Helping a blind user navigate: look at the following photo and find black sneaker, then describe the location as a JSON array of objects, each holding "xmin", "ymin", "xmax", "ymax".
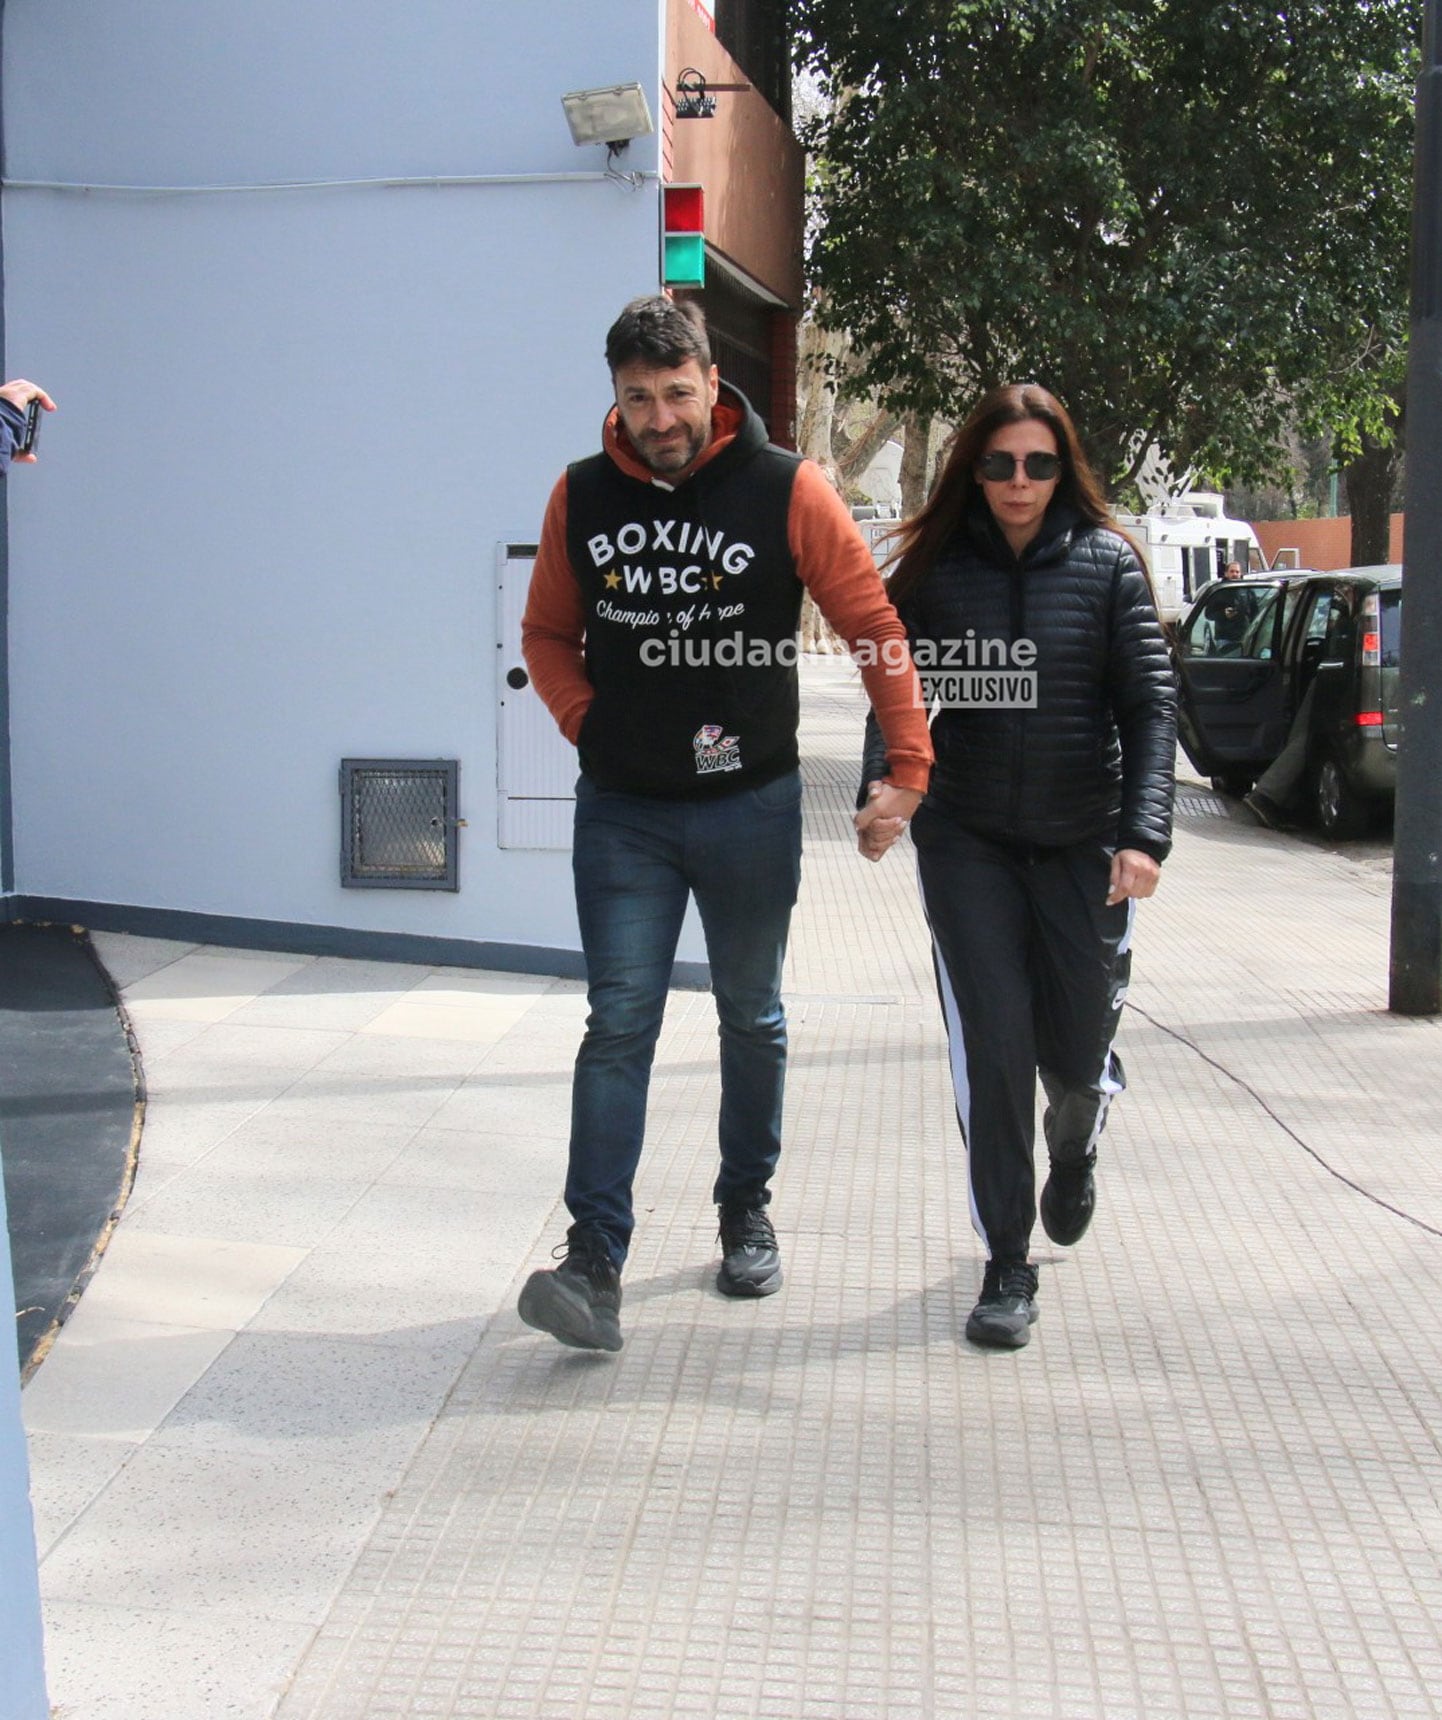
[
  {"xmin": 965, "ymin": 1259, "xmax": 1039, "ymax": 1349},
  {"xmin": 1040, "ymin": 1152, "xmax": 1097, "ymax": 1247},
  {"xmin": 518, "ymin": 1225, "xmax": 623, "ymax": 1351},
  {"xmin": 716, "ymin": 1199, "xmax": 783, "ymax": 1298}
]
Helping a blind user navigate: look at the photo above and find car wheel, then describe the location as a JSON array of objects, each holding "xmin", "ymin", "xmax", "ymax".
[
  {"xmin": 1210, "ymin": 770, "xmax": 1255, "ymax": 797},
  {"xmin": 1312, "ymin": 753, "xmax": 1370, "ymax": 839}
]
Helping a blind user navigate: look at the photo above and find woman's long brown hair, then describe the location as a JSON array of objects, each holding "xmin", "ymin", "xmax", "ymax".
[{"xmin": 884, "ymin": 383, "xmax": 1124, "ymax": 610}]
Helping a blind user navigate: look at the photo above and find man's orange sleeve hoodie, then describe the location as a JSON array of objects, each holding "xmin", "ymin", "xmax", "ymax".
[{"xmin": 522, "ymin": 410, "xmax": 933, "ymax": 793}]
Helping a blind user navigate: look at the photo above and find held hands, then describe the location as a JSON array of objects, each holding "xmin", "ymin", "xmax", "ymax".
[
  {"xmin": 852, "ymin": 786, "xmax": 1160, "ymax": 891},
  {"xmin": 1107, "ymin": 848, "xmax": 1161, "ymax": 905},
  {"xmin": 854, "ymin": 780, "xmax": 923, "ymax": 862}
]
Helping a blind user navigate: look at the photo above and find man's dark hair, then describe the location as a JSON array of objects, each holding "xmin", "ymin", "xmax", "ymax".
[{"xmin": 605, "ymin": 295, "xmax": 712, "ymax": 375}]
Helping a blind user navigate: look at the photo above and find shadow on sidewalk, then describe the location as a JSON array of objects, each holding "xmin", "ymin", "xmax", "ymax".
[{"xmin": 0, "ymin": 923, "xmax": 139, "ymax": 1376}]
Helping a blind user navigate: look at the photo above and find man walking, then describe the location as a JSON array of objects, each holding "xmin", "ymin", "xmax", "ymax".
[{"xmin": 518, "ymin": 295, "xmax": 931, "ymax": 1351}]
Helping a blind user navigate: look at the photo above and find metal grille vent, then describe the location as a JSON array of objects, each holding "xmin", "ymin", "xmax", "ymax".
[
  {"xmin": 1175, "ymin": 787, "xmax": 1230, "ymax": 820},
  {"xmin": 340, "ymin": 759, "xmax": 461, "ymax": 890}
]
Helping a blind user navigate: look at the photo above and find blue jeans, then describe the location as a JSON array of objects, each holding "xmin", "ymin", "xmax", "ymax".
[{"xmin": 566, "ymin": 770, "xmax": 803, "ymax": 1264}]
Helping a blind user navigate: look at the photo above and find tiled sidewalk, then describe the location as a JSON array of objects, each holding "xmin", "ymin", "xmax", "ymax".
[{"xmin": 23, "ymin": 655, "xmax": 1442, "ymax": 1719}]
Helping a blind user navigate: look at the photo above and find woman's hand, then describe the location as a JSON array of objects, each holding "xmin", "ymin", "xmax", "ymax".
[
  {"xmin": 1107, "ymin": 848, "xmax": 1160, "ymax": 904},
  {"xmin": 854, "ymin": 781, "xmax": 922, "ymax": 862}
]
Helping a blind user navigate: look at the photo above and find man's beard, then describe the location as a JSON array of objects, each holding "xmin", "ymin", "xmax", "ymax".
[{"xmin": 637, "ymin": 424, "xmax": 708, "ymax": 475}]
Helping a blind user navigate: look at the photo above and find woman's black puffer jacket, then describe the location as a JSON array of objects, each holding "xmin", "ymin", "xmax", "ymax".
[{"xmin": 862, "ymin": 500, "xmax": 1177, "ymax": 860}]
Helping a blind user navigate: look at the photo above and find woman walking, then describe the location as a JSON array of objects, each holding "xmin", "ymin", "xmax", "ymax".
[{"xmin": 858, "ymin": 384, "xmax": 1176, "ymax": 1349}]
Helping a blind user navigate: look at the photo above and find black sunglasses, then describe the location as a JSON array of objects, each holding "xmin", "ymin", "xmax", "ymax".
[{"xmin": 977, "ymin": 451, "xmax": 1062, "ymax": 482}]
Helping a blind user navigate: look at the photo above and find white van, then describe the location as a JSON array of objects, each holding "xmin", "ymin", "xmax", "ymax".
[{"xmin": 1114, "ymin": 494, "xmax": 1263, "ymax": 624}]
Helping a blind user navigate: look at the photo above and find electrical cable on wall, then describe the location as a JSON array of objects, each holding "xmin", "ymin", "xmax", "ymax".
[{"xmin": 0, "ymin": 169, "xmax": 657, "ymax": 196}]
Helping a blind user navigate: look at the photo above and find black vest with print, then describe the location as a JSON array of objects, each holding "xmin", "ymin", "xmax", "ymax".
[{"xmin": 564, "ymin": 387, "xmax": 804, "ymax": 797}]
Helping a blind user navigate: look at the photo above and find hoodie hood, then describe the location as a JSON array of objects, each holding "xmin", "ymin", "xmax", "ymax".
[{"xmin": 602, "ymin": 381, "xmax": 769, "ymax": 488}]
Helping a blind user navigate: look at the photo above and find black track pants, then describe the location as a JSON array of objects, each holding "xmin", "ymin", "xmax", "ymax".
[{"xmin": 912, "ymin": 810, "xmax": 1134, "ymax": 1264}]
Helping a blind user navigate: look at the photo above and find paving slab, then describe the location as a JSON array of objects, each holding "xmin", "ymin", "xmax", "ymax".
[{"xmin": 20, "ymin": 655, "xmax": 1442, "ymax": 1720}]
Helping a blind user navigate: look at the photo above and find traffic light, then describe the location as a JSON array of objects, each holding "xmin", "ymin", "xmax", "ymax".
[{"xmin": 662, "ymin": 183, "xmax": 705, "ymax": 288}]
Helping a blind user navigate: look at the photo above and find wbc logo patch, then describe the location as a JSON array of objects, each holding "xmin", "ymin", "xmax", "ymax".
[{"xmin": 693, "ymin": 724, "xmax": 742, "ymax": 776}]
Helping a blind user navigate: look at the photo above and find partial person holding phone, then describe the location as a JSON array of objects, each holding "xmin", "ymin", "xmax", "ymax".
[
  {"xmin": 856, "ymin": 382, "xmax": 1176, "ymax": 1352},
  {"xmin": 0, "ymin": 378, "xmax": 56, "ymax": 471}
]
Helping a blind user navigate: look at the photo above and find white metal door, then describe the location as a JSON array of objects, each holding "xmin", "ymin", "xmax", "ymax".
[{"xmin": 496, "ymin": 542, "xmax": 577, "ymax": 849}]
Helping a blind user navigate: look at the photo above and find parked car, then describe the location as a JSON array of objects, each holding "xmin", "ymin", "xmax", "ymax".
[{"xmin": 1171, "ymin": 564, "xmax": 1402, "ymax": 836}]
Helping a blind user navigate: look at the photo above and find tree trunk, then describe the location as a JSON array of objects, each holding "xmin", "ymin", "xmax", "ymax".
[
  {"xmin": 899, "ymin": 414, "xmax": 942, "ymax": 517},
  {"xmin": 835, "ymin": 408, "xmax": 901, "ymax": 495},
  {"xmin": 1344, "ymin": 430, "xmax": 1402, "ymax": 566},
  {"xmin": 797, "ymin": 318, "xmax": 846, "ymax": 486}
]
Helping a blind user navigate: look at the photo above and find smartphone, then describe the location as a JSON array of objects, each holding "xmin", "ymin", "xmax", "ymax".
[{"xmin": 17, "ymin": 398, "xmax": 42, "ymax": 457}]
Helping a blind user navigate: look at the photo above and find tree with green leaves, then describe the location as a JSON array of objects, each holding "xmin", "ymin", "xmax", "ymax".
[{"xmin": 795, "ymin": 0, "xmax": 1418, "ymax": 531}]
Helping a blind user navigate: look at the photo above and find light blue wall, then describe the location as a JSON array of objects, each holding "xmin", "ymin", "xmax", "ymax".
[
  {"xmin": 4, "ymin": 0, "xmax": 652, "ymax": 186},
  {"xmin": 2, "ymin": 0, "xmax": 694, "ymax": 960},
  {"xmin": 0, "ymin": 1148, "xmax": 49, "ymax": 1718}
]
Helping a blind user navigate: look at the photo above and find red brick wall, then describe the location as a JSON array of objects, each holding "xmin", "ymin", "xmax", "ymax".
[
  {"xmin": 769, "ymin": 311, "xmax": 797, "ymax": 450},
  {"xmin": 666, "ymin": 0, "xmax": 805, "ymax": 310},
  {"xmin": 1253, "ymin": 514, "xmax": 1405, "ymax": 571}
]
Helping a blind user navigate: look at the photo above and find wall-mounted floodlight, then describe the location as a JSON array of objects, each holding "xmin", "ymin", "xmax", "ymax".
[{"xmin": 562, "ymin": 83, "xmax": 655, "ymax": 149}]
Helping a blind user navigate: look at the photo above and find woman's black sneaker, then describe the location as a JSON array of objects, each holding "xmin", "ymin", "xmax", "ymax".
[
  {"xmin": 1040, "ymin": 1152, "xmax": 1097, "ymax": 1246},
  {"xmin": 716, "ymin": 1200, "xmax": 783, "ymax": 1297},
  {"xmin": 518, "ymin": 1225, "xmax": 623, "ymax": 1351},
  {"xmin": 965, "ymin": 1259, "xmax": 1039, "ymax": 1349}
]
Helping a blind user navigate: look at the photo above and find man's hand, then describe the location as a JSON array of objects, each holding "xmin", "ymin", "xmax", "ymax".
[
  {"xmin": 0, "ymin": 379, "xmax": 56, "ymax": 463},
  {"xmin": 1106, "ymin": 847, "xmax": 1161, "ymax": 904},
  {"xmin": 854, "ymin": 780, "xmax": 922, "ymax": 862}
]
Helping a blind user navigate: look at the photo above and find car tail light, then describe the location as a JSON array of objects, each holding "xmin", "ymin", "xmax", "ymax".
[
  {"xmin": 1355, "ymin": 710, "xmax": 1384, "ymax": 726},
  {"xmin": 1360, "ymin": 593, "xmax": 1381, "ymax": 666}
]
